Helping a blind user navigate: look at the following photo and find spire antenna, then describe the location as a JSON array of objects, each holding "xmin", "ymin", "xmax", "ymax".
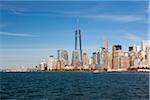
[
  {"xmin": 106, "ymin": 37, "xmax": 108, "ymax": 50},
  {"xmin": 76, "ymin": 18, "xmax": 79, "ymax": 30}
]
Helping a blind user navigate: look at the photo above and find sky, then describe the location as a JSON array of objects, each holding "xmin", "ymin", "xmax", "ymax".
[{"xmin": 0, "ymin": 1, "xmax": 149, "ymax": 69}]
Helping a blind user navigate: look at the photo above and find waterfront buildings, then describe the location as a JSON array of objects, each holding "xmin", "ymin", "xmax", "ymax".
[{"xmin": 35, "ymin": 30, "xmax": 150, "ymax": 72}]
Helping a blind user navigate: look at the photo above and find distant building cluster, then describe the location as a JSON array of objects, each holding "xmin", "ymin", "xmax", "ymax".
[{"xmin": 35, "ymin": 29, "xmax": 150, "ymax": 72}]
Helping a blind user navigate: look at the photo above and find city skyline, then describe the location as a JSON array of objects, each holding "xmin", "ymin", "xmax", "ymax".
[{"xmin": 0, "ymin": 1, "xmax": 149, "ymax": 69}]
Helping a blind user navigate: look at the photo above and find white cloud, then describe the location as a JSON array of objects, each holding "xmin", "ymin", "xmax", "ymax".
[
  {"xmin": 0, "ymin": 32, "xmax": 38, "ymax": 37},
  {"xmin": 126, "ymin": 33, "xmax": 142, "ymax": 42},
  {"xmin": 84, "ymin": 14, "xmax": 145, "ymax": 23}
]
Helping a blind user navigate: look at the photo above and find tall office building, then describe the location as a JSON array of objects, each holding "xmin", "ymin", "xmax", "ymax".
[
  {"xmin": 120, "ymin": 52, "xmax": 130, "ymax": 69},
  {"xmin": 112, "ymin": 45, "xmax": 122, "ymax": 69},
  {"xmin": 56, "ymin": 59, "xmax": 61, "ymax": 70},
  {"xmin": 141, "ymin": 49, "xmax": 146, "ymax": 57},
  {"xmin": 74, "ymin": 29, "xmax": 83, "ymax": 64},
  {"xmin": 55, "ymin": 58, "xmax": 66, "ymax": 70},
  {"xmin": 57, "ymin": 49, "xmax": 69, "ymax": 66},
  {"xmin": 82, "ymin": 49, "xmax": 88, "ymax": 66},
  {"xmin": 99, "ymin": 47, "xmax": 105, "ymax": 65},
  {"xmin": 57, "ymin": 50, "xmax": 61, "ymax": 60},
  {"xmin": 136, "ymin": 45, "xmax": 141, "ymax": 52},
  {"xmin": 129, "ymin": 44, "xmax": 137, "ymax": 52},
  {"xmin": 97, "ymin": 47, "xmax": 106, "ymax": 69},
  {"xmin": 79, "ymin": 30, "xmax": 82, "ymax": 63},
  {"xmin": 129, "ymin": 45, "xmax": 137, "ymax": 67},
  {"xmin": 141, "ymin": 40, "xmax": 150, "ymax": 51},
  {"xmin": 146, "ymin": 47, "xmax": 150, "ymax": 66},
  {"xmin": 97, "ymin": 51, "xmax": 100, "ymax": 64},
  {"xmin": 106, "ymin": 38, "xmax": 108, "ymax": 51},
  {"xmin": 93, "ymin": 52, "xmax": 97, "ymax": 65},
  {"xmin": 47, "ymin": 56, "xmax": 55, "ymax": 70},
  {"xmin": 40, "ymin": 59, "xmax": 47, "ymax": 71},
  {"xmin": 101, "ymin": 48, "xmax": 112, "ymax": 69},
  {"xmin": 107, "ymin": 52, "xmax": 112, "ymax": 69},
  {"xmin": 72, "ymin": 50, "xmax": 80, "ymax": 67},
  {"xmin": 129, "ymin": 46, "xmax": 134, "ymax": 52},
  {"xmin": 133, "ymin": 44, "xmax": 137, "ymax": 52}
]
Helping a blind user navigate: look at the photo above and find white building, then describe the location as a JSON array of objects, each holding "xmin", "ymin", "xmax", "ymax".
[
  {"xmin": 47, "ymin": 56, "xmax": 55, "ymax": 70},
  {"xmin": 141, "ymin": 40, "xmax": 150, "ymax": 51},
  {"xmin": 40, "ymin": 59, "xmax": 47, "ymax": 71},
  {"xmin": 136, "ymin": 45, "xmax": 141, "ymax": 52},
  {"xmin": 146, "ymin": 47, "xmax": 150, "ymax": 66}
]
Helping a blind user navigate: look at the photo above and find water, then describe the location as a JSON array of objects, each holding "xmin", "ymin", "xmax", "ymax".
[{"xmin": 0, "ymin": 72, "xmax": 149, "ymax": 100}]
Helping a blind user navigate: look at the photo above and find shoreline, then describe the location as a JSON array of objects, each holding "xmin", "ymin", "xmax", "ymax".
[{"xmin": 1, "ymin": 70, "xmax": 150, "ymax": 73}]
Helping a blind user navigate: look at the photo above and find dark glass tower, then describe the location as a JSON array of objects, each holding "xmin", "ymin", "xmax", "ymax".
[{"xmin": 74, "ymin": 29, "xmax": 83, "ymax": 64}]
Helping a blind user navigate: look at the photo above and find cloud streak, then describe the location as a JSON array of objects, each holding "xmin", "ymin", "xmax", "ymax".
[
  {"xmin": 9, "ymin": 10, "xmax": 146, "ymax": 23},
  {"xmin": 125, "ymin": 33, "xmax": 142, "ymax": 42},
  {"xmin": 0, "ymin": 32, "xmax": 38, "ymax": 37},
  {"xmin": 87, "ymin": 14, "xmax": 145, "ymax": 23},
  {"xmin": 17, "ymin": 12, "xmax": 148, "ymax": 23},
  {"xmin": 1, "ymin": 2, "xmax": 147, "ymax": 23}
]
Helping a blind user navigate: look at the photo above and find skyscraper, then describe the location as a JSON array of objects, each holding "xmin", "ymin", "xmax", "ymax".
[
  {"xmin": 106, "ymin": 38, "xmax": 108, "ymax": 51},
  {"xmin": 146, "ymin": 47, "xmax": 150, "ymax": 66},
  {"xmin": 129, "ymin": 45, "xmax": 137, "ymax": 67},
  {"xmin": 129, "ymin": 46, "xmax": 134, "ymax": 52},
  {"xmin": 97, "ymin": 51, "xmax": 100, "ymax": 64},
  {"xmin": 133, "ymin": 44, "xmax": 137, "ymax": 52},
  {"xmin": 120, "ymin": 52, "xmax": 130, "ymax": 69},
  {"xmin": 141, "ymin": 40, "xmax": 150, "ymax": 51},
  {"xmin": 57, "ymin": 49, "xmax": 69, "ymax": 66},
  {"xmin": 107, "ymin": 52, "xmax": 112, "ymax": 70},
  {"xmin": 74, "ymin": 29, "xmax": 83, "ymax": 64},
  {"xmin": 98, "ymin": 47, "xmax": 106, "ymax": 66},
  {"xmin": 112, "ymin": 45, "xmax": 122, "ymax": 69},
  {"xmin": 57, "ymin": 50, "xmax": 61, "ymax": 60},
  {"xmin": 75, "ymin": 30, "xmax": 78, "ymax": 50},
  {"xmin": 56, "ymin": 59, "xmax": 61, "ymax": 70},
  {"xmin": 79, "ymin": 30, "xmax": 82, "ymax": 64},
  {"xmin": 47, "ymin": 56, "xmax": 55, "ymax": 70},
  {"xmin": 98, "ymin": 47, "xmax": 111, "ymax": 70},
  {"xmin": 40, "ymin": 59, "xmax": 47, "ymax": 71},
  {"xmin": 72, "ymin": 50, "xmax": 80, "ymax": 67},
  {"xmin": 93, "ymin": 52, "xmax": 97, "ymax": 65},
  {"xmin": 136, "ymin": 45, "xmax": 141, "ymax": 52},
  {"xmin": 82, "ymin": 49, "xmax": 88, "ymax": 66}
]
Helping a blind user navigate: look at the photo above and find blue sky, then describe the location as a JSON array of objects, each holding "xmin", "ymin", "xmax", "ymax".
[{"xmin": 0, "ymin": 1, "xmax": 149, "ymax": 69}]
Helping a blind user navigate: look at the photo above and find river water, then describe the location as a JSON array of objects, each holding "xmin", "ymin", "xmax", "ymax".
[{"xmin": 0, "ymin": 72, "xmax": 149, "ymax": 100}]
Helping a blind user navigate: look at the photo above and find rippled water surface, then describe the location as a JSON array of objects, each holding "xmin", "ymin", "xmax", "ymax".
[{"xmin": 0, "ymin": 72, "xmax": 149, "ymax": 100}]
